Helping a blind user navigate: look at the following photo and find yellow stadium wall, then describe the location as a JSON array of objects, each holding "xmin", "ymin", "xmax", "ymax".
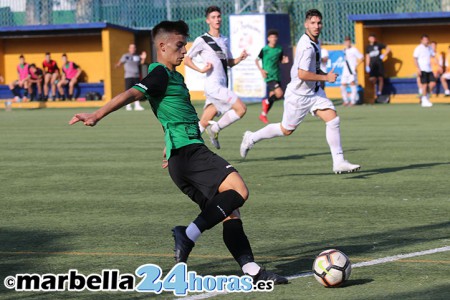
[
  {"xmin": 355, "ymin": 22, "xmax": 450, "ymax": 102},
  {"xmin": 1, "ymin": 35, "xmax": 104, "ymax": 84},
  {"xmin": 101, "ymin": 27, "xmax": 135, "ymax": 101}
]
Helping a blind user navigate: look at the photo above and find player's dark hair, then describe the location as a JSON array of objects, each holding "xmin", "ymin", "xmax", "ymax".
[
  {"xmin": 45, "ymin": 52, "xmax": 50, "ymax": 56},
  {"xmin": 19, "ymin": 54, "xmax": 24, "ymax": 59},
  {"xmin": 344, "ymin": 36, "xmax": 351, "ymax": 41},
  {"xmin": 62, "ymin": 53, "xmax": 67, "ymax": 57},
  {"xmin": 29, "ymin": 63, "xmax": 36, "ymax": 68},
  {"xmin": 152, "ymin": 20, "xmax": 189, "ymax": 40},
  {"xmin": 305, "ymin": 9, "xmax": 322, "ymax": 21},
  {"xmin": 267, "ymin": 29, "xmax": 279, "ymax": 37},
  {"xmin": 205, "ymin": 6, "xmax": 221, "ymax": 17},
  {"xmin": 431, "ymin": 41, "xmax": 437, "ymax": 44},
  {"xmin": 369, "ymin": 33, "xmax": 376, "ymax": 38},
  {"xmin": 421, "ymin": 34, "xmax": 429, "ymax": 39}
]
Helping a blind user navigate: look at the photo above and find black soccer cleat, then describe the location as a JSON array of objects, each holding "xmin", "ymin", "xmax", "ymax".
[
  {"xmin": 172, "ymin": 226, "xmax": 195, "ymax": 263},
  {"xmin": 250, "ymin": 267, "xmax": 289, "ymax": 285}
]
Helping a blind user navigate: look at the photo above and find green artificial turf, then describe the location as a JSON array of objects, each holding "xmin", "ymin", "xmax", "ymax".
[{"xmin": 1, "ymin": 101, "xmax": 449, "ymax": 299}]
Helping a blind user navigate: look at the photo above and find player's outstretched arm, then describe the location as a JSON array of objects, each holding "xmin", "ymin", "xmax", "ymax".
[
  {"xmin": 228, "ymin": 50, "xmax": 248, "ymax": 67},
  {"xmin": 298, "ymin": 67, "xmax": 337, "ymax": 83},
  {"xmin": 69, "ymin": 88, "xmax": 144, "ymax": 127},
  {"xmin": 184, "ymin": 56, "xmax": 212, "ymax": 73}
]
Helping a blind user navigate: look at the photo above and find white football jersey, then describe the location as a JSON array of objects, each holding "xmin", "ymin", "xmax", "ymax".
[
  {"xmin": 343, "ymin": 46, "xmax": 363, "ymax": 76},
  {"xmin": 187, "ymin": 33, "xmax": 232, "ymax": 90},
  {"xmin": 413, "ymin": 44, "xmax": 434, "ymax": 72},
  {"xmin": 286, "ymin": 34, "xmax": 321, "ymax": 96}
]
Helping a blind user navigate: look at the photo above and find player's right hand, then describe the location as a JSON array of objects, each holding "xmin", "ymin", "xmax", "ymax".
[
  {"xmin": 162, "ymin": 147, "xmax": 168, "ymax": 169},
  {"xmin": 365, "ymin": 66, "xmax": 370, "ymax": 73},
  {"xmin": 201, "ymin": 63, "xmax": 213, "ymax": 73},
  {"xmin": 69, "ymin": 113, "xmax": 99, "ymax": 127},
  {"xmin": 326, "ymin": 67, "xmax": 338, "ymax": 83},
  {"xmin": 260, "ymin": 69, "xmax": 268, "ymax": 79}
]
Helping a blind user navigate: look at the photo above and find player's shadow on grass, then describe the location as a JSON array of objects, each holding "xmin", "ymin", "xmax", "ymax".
[
  {"xmin": 276, "ymin": 161, "xmax": 450, "ymax": 177},
  {"xmin": 240, "ymin": 149, "xmax": 364, "ymax": 163},
  {"xmin": 0, "ymin": 229, "xmax": 70, "ymax": 295},
  {"xmin": 256, "ymin": 221, "xmax": 450, "ymax": 277},
  {"xmin": 347, "ymin": 162, "xmax": 450, "ymax": 179}
]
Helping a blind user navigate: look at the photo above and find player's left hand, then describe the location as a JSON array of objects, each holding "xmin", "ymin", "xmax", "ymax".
[
  {"xmin": 69, "ymin": 113, "xmax": 99, "ymax": 127},
  {"xmin": 282, "ymin": 55, "xmax": 289, "ymax": 64},
  {"xmin": 240, "ymin": 50, "xmax": 248, "ymax": 61},
  {"xmin": 141, "ymin": 51, "xmax": 147, "ymax": 60},
  {"xmin": 326, "ymin": 67, "xmax": 338, "ymax": 83}
]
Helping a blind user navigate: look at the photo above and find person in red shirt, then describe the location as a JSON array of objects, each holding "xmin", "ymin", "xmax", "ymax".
[
  {"xmin": 42, "ymin": 52, "xmax": 60, "ymax": 101},
  {"xmin": 27, "ymin": 64, "xmax": 44, "ymax": 101},
  {"xmin": 57, "ymin": 53, "xmax": 82, "ymax": 101}
]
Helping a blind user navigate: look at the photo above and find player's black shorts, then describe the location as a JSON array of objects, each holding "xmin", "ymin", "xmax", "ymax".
[
  {"xmin": 125, "ymin": 77, "xmax": 140, "ymax": 90},
  {"xmin": 420, "ymin": 71, "xmax": 436, "ymax": 84},
  {"xmin": 267, "ymin": 80, "xmax": 281, "ymax": 92},
  {"xmin": 369, "ymin": 61, "xmax": 384, "ymax": 78},
  {"xmin": 168, "ymin": 143, "xmax": 237, "ymax": 210}
]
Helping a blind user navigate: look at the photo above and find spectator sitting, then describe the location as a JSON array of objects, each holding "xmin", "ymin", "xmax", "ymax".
[
  {"xmin": 42, "ymin": 52, "xmax": 60, "ymax": 101},
  {"xmin": 57, "ymin": 53, "xmax": 82, "ymax": 101},
  {"xmin": 27, "ymin": 64, "xmax": 44, "ymax": 101},
  {"xmin": 8, "ymin": 55, "xmax": 29, "ymax": 102},
  {"xmin": 440, "ymin": 46, "xmax": 450, "ymax": 97}
]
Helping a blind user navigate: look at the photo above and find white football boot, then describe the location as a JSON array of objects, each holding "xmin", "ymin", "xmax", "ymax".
[
  {"xmin": 333, "ymin": 160, "xmax": 361, "ymax": 174},
  {"xmin": 205, "ymin": 121, "xmax": 220, "ymax": 149},
  {"xmin": 240, "ymin": 131, "xmax": 254, "ymax": 159}
]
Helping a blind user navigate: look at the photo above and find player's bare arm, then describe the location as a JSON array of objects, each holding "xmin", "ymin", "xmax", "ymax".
[
  {"xmin": 255, "ymin": 57, "xmax": 267, "ymax": 78},
  {"xmin": 228, "ymin": 50, "xmax": 248, "ymax": 67},
  {"xmin": 298, "ymin": 67, "xmax": 338, "ymax": 83},
  {"xmin": 184, "ymin": 56, "xmax": 212, "ymax": 73},
  {"xmin": 69, "ymin": 88, "xmax": 143, "ymax": 126}
]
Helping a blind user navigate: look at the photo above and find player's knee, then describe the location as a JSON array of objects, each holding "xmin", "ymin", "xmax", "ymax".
[
  {"xmin": 235, "ymin": 186, "xmax": 249, "ymax": 201},
  {"xmin": 281, "ymin": 126, "xmax": 294, "ymax": 136},
  {"xmin": 234, "ymin": 101, "xmax": 247, "ymax": 117}
]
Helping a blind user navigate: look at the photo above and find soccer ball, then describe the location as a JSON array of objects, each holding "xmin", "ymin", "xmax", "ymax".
[{"xmin": 313, "ymin": 249, "xmax": 351, "ymax": 287}]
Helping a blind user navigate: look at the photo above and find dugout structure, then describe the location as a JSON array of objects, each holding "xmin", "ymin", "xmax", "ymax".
[
  {"xmin": 349, "ymin": 12, "xmax": 450, "ymax": 103},
  {"xmin": 0, "ymin": 22, "xmax": 151, "ymax": 108}
]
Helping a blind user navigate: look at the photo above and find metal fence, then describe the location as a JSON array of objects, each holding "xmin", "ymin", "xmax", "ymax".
[{"xmin": 0, "ymin": 0, "xmax": 446, "ymax": 43}]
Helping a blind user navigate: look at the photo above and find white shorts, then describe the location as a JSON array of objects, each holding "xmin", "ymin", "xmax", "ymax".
[
  {"xmin": 281, "ymin": 87, "xmax": 335, "ymax": 131},
  {"xmin": 340, "ymin": 73, "xmax": 357, "ymax": 85},
  {"xmin": 442, "ymin": 72, "xmax": 450, "ymax": 80},
  {"xmin": 204, "ymin": 85, "xmax": 238, "ymax": 116}
]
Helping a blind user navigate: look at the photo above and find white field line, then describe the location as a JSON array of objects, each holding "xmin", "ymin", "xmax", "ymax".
[{"xmin": 179, "ymin": 246, "xmax": 450, "ymax": 300}]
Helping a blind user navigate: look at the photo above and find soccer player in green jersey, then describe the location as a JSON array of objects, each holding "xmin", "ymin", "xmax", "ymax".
[
  {"xmin": 69, "ymin": 20, "xmax": 287, "ymax": 284},
  {"xmin": 255, "ymin": 29, "xmax": 289, "ymax": 124}
]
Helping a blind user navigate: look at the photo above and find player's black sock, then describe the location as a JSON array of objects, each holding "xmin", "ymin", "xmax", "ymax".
[
  {"xmin": 193, "ymin": 190, "xmax": 245, "ymax": 232},
  {"xmin": 68, "ymin": 94, "xmax": 73, "ymax": 100},
  {"xmin": 223, "ymin": 218, "xmax": 255, "ymax": 267},
  {"xmin": 268, "ymin": 94, "xmax": 277, "ymax": 110},
  {"xmin": 24, "ymin": 90, "xmax": 29, "ymax": 97}
]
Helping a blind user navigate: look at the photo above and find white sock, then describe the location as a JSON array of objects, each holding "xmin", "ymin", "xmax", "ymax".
[
  {"xmin": 418, "ymin": 88, "xmax": 422, "ymax": 95},
  {"xmin": 242, "ymin": 262, "xmax": 261, "ymax": 276},
  {"xmin": 198, "ymin": 122, "xmax": 205, "ymax": 134},
  {"xmin": 340, "ymin": 85, "xmax": 348, "ymax": 102},
  {"xmin": 135, "ymin": 101, "xmax": 143, "ymax": 108},
  {"xmin": 126, "ymin": 104, "xmax": 132, "ymax": 109},
  {"xmin": 211, "ymin": 109, "xmax": 240, "ymax": 133},
  {"xmin": 185, "ymin": 222, "xmax": 201, "ymax": 242},
  {"xmin": 350, "ymin": 85, "xmax": 357, "ymax": 104},
  {"xmin": 326, "ymin": 117, "xmax": 344, "ymax": 165},
  {"xmin": 251, "ymin": 123, "xmax": 284, "ymax": 143}
]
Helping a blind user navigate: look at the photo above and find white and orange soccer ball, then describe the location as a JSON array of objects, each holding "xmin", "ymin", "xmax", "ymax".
[{"xmin": 313, "ymin": 249, "xmax": 352, "ymax": 287}]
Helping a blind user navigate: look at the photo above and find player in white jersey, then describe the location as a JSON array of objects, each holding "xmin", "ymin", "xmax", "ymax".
[
  {"xmin": 413, "ymin": 34, "xmax": 436, "ymax": 107},
  {"xmin": 341, "ymin": 36, "xmax": 364, "ymax": 106},
  {"xmin": 185, "ymin": 6, "xmax": 248, "ymax": 149},
  {"xmin": 240, "ymin": 9, "xmax": 360, "ymax": 174}
]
